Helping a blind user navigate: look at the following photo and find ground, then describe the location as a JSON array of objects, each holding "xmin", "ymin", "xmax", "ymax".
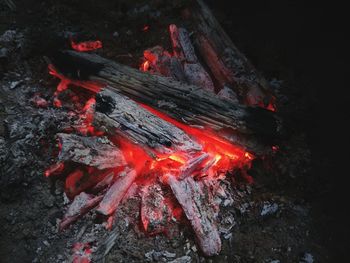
[{"xmin": 0, "ymin": 0, "xmax": 348, "ymax": 262}]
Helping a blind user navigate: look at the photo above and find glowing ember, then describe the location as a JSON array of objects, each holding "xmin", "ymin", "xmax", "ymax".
[
  {"xmin": 142, "ymin": 25, "xmax": 150, "ymax": 32},
  {"xmin": 70, "ymin": 39, "xmax": 102, "ymax": 52},
  {"xmin": 47, "ymin": 64, "xmax": 254, "ymax": 232},
  {"xmin": 72, "ymin": 243, "xmax": 92, "ymax": 263},
  {"xmin": 43, "ymin": 22, "xmax": 280, "ymax": 257}
]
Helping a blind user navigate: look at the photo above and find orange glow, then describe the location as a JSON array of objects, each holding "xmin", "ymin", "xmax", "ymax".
[
  {"xmin": 139, "ymin": 103, "xmax": 253, "ymax": 178},
  {"xmin": 142, "ymin": 25, "xmax": 150, "ymax": 32},
  {"xmin": 267, "ymin": 102, "xmax": 276, "ymax": 112},
  {"xmin": 49, "ymin": 62, "xmax": 255, "ymax": 189},
  {"xmin": 140, "ymin": 60, "xmax": 150, "ymax": 72},
  {"xmin": 48, "ymin": 58, "xmax": 258, "ymax": 237},
  {"xmin": 168, "ymin": 154, "xmax": 187, "ymax": 164}
]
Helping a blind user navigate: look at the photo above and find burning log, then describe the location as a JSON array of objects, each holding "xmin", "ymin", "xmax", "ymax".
[
  {"xmin": 189, "ymin": 0, "xmax": 275, "ymax": 108},
  {"xmin": 51, "ymin": 51, "xmax": 281, "ymax": 154},
  {"xmin": 97, "ymin": 168, "xmax": 137, "ymax": 215},
  {"xmin": 60, "ymin": 192, "xmax": 103, "ymax": 230},
  {"xmin": 57, "ymin": 133, "xmax": 126, "ymax": 169},
  {"xmin": 169, "ymin": 24, "xmax": 215, "ymax": 92},
  {"xmin": 93, "ymin": 89, "xmax": 201, "ymax": 155},
  {"xmin": 167, "ymin": 174, "xmax": 221, "ymax": 256}
]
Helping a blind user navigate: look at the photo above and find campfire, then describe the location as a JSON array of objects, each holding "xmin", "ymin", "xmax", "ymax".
[{"xmin": 37, "ymin": 0, "xmax": 280, "ymax": 260}]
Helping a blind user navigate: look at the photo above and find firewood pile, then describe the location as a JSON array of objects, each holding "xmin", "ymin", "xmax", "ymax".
[
  {"xmin": 40, "ymin": 0, "xmax": 282, "ymax": 259},
  {"xmin": 8, "ymin": 0, "xmax": 336, "ymax": 262}
]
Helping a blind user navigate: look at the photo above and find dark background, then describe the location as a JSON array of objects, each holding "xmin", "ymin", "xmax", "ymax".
[{"xmin": 208, "ymin": 0, "xmax": 349, "ymax": 260}]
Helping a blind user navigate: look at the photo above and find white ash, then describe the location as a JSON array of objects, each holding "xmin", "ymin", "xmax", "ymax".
[
  {"xmin": 168, "ymin": 256, "xmax": 192, "ymax": 263},
  {"xmin": 299, "ymin": 252, "xmax": 314, "ymax": 263},
  {"xmin": 261, "ymin": 202, "xmax": 279, "ymax": 216}
]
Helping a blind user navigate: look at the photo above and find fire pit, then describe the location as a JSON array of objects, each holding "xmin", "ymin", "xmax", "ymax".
[{"xmin": 1, "ymin": 0, "xmax": 337, "ymax": 262}]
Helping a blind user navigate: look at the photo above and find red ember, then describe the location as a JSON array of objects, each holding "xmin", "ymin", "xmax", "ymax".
[
  {"xmin": 48, "ymin": 63, "xmax": 254, "ymax": 203},
  {"xmin": 70, "ymin": 39, "xmax": 102, "ymax": 52}
]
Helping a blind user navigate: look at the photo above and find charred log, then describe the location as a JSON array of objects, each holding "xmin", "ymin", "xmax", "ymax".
[
  {"xmin": 59, "ymin": 192, "xmax": 103, "ymax": 230},
  {"xmin": 169, "ymin": 24, "xmax": 215, "ymax": 92},
  {"xmin": 189, "ymin": 0, "xmax": 274, "ymax": 107},
  {"xmin": 51, "ymin": 51, "xmax": 281, "ymax": 155},
  {"xmin": 167, "ymin": 174, "xmax": 221, "ymax": 256},
  {"xmin": 57, "ymin": 133, "xmax": 126, "ymax": 169},
  {"xmin": 143, "ymin": 46, "xmax": 187, "ymax": 82},
  {"xmin": 97, "ymin": 168, "xmax": 137, "ymax": 215},
  {"xmin": 93, "ymin": 89, "xmax": 201, "ymax": 155}
]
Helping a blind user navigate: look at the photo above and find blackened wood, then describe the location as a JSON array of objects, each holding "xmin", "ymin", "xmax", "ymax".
[
  {"xmin": 93, "ymin": 89, "xmax": 201, "ymax": 155},
  {"xmin": 51, "ymin": 50, "xmax": 281, "ymax": 154},
  {"xmin": 190, "ymin": 0, "xmax": 274, "ymax": 107}
]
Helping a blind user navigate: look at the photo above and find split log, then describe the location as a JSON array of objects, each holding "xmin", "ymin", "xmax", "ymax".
[
  {"xmin": 93, "ymin": 89, "xmax": 201, "ymax": 155},
  {"xmin": 51, "ymin": 51, "xmax": 281, "ymax": 154},
  {"xmin": 59, "ymin": 192, "xmax": 103, "ymax": 230},
  {"xmin": 189, "ymin": 0, "xmax": 274, "ymax": 107},
  {"xmin": 57, "ymin": 133, "xmax": 126, "ymax": 169},
  {"xmin": 167, "ymin": 174, "xmax": 221, "ymax": 256},
  {"xmin": 97, "ymin": 168, "xmax": 137, "ymax": 215}
]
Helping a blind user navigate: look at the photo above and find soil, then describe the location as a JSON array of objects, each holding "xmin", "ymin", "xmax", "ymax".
[{"xmin": 0, "ymin": 0, "xmax": 348, "ymax": 262}]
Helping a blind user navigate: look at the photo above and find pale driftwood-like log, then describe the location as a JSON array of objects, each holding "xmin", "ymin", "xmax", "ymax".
[
  {"xmin": 51, "ymin": 51, "xmax": 281, "ymax": 154},
  {"xmin": 167, "ymin": 174, "xmax": 221, "ymax": 256},
  {"xmin": 93, "ymin": 89, "xmax": 201, "ymax": 155},
  {"xmin": 59, "ymin": 192, "xmax": 103, "ymax": 230},
  {"xmin": 97, "ymin": 169, "xmax": 137, "ymax": 215},
  {"xmin": 190, "ymin": 0, "xmax": 274, "ymax": 107},
  {"xmin": 57, "ymin": 133, "xmax": 126, "ymax": 169}
]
